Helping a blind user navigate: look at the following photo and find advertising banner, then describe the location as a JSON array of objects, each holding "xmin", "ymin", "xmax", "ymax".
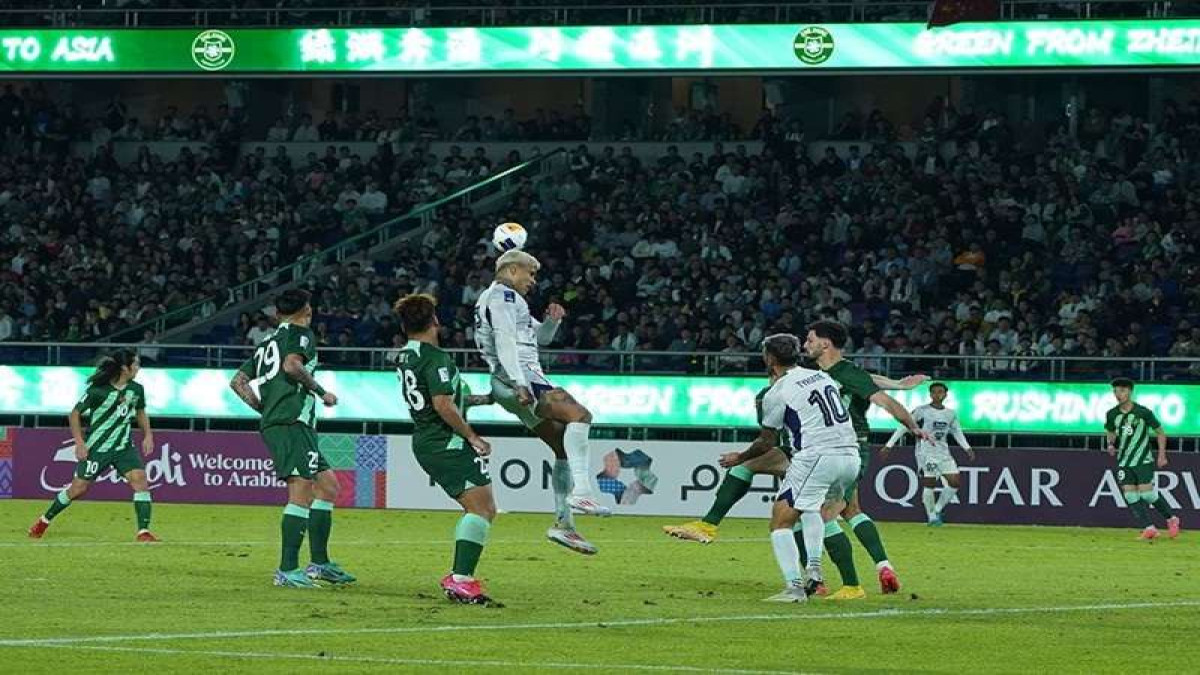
[
  {"xmin": 387, "ymin": 438, "xmax": 1200, "ymax": 528},
  {"xmin": 9, "ymin": 428, "xmax": 389, "ymax": 508},
  {"xmin": 2, "ymin": 22, "xmax": 1200, "ymax": 74},
  {"xmin": 1, "ymin": 365, "xmax": 1197, "ymax": 435}
]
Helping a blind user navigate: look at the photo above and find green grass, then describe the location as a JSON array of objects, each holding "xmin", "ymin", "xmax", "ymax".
[{"xmin": 1, "ymin": 499, "xmax": 1196, "ymax": 674}]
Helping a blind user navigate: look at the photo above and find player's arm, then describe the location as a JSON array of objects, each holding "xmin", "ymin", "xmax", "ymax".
[
  {"xmin": 1148, "ymin": 409, "xmax": 1168, "ymax": 467},
  {"xmin": 535, "ymin": 303, "xmax": 565, "ymax": 346},
  {"xmin": 282, "ymin": 352, "xmax": 337, "ymax": 407},
  {"xmin": 880, "ymin": 426, "xmax": 907, "ymax": 460},
  {"xmin": 136, "ymin": 395, "xmax": 154, "ymax": 457},
  {"xmin": 69, "ymin": 391, "xmax": 92, "ymax": 461},
  {"xmin": 870, "ymin": 391, "xmax": 928, "ymax": 439},
  {"xmin": 229, "ymin": 359, "xmax": 263, "ymax": 412},
  {"xmin": 949, "ymin": 412, "xmax": 975, "ymax": 460},
  {"xmin": 871, "ymin": 373, "xmax": 930, "ymax": 390},
  {"xmin": 432, "ymin": 395, "xmax": 491, "ymax": 457},
  {"xmin": 464, "ymin": 393, "xmax": 494, "ymax": 408},
  {"xmin": 1104, "ymin": 414, "xmax": 1117, "ymax": 456},
  {"xmin": 488, "ymin": 292, "xmax": 531, "ymax": 399},
  {"xmin": 719, "ymin": 427, "xmax": 779, "ymax": 467}
]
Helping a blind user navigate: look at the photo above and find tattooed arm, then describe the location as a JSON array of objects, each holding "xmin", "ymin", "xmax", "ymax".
[{"xmin": 229, "ymin": 370, "xmax": 262, "ymax": 412}]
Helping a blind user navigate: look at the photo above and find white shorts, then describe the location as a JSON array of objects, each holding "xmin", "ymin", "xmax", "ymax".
[
  {"xmin": 777, "ymin": 452, "xmax": 861, "ymax": 512},
  {"xmin": 489, "ymin": 365, "xmax": 556, "ymax": 430},
  {"xmin": 916, "ymin": 449, "xmax": 959, "ymax": 478}
]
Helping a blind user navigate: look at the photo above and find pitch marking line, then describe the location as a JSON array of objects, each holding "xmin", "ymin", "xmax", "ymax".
[
  {"xmin": 1, "ymin": 600, "xmax": 1196, "ymax": 648},
  {"xmin": 35, "ymin": 645, "xmax": 809, "ymax": 674}
]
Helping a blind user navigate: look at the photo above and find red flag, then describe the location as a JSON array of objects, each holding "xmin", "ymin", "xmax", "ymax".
[{"xmin": 927, "ymin": 0, "xmax": 1001, "ymax": 28}]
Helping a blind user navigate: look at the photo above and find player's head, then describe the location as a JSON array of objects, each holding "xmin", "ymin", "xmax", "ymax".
[
  {"xmin": 762, "ymin": 333, "xmax": 802, "ymax": 372},
  {"xmin": 394, "ymin": 293, "xmax": 440, "ymax": 337},
  {"xmin": 1111, "ymin": 377, "xmax": 1135, "ymax": 403},
  {"xmin": 89, "ymin": 348, "xmax": 139, "ymax": 386},
  {"xmin": 495, "ymin": 250, "xmax": 540, "ymax": 296},
  {"xmin": 929, "ymin": 381, "xmax": 948, "ymax": 405},
  {"xmin": 804, "ymin": 320, "xmax": 848, "ymax": 359},
  {"xmin": 275, "ymin": 289, "xmax": 313, "ymax": 324}
]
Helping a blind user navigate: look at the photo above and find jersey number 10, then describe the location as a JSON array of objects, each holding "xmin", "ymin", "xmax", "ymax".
[{"xmin": 808, "ymin": 385, "xmax": 850, "ymax": 426}]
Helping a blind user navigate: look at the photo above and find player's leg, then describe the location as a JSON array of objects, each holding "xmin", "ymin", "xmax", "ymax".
[
  {"xmin": 29, "ymin": 471, "xmax": 93, "ymax": 538},
  {"xmin": 535, "ymin": 387, "xmax": 608, "ymax": 513},
  {"xmin": 787, "ymin": 455, "xmax": 838, "ymax": 596},
  {"xmin": 935, "ymin": 472, "xmax": 961, "ymax": 519},
  {"xmin": 124, "ymin": 468, "xmax": 158, "ymax": 542},
  {"xmin": 1138, "ymin": 465, "xmax": 1180, "ymax": 538},
  {"xmin": 306, "ymin": 464, "xmax": 356, "ymax": 584},
  {"xmin": 442, "ymin": 485, "xmax": 501, "ymax": 605},
  {"xmin": 765, "ymin": 496, "xmax": 807, "ymax": 603},
  {"xmin": 1118, "ymin": 468, "xmax": 1156, "ymax": 540},
  {"xmin": 920, "ymin": 475, "xmax": 941, "ymax": 525},
  {"xmin": 821, "ymin": 503, "xmax": 864, "ymax": 600},
  {"xmin": 664, "ymin": 448, "xmax": 789, "ymax": 543},
  {"xmin": 841, "ymin": 443, "xmax": 899, "ymax": 593},
  {"xmin": 533, "ymin": 418, "xmax": 598, "ymax": 555},
  {"xmin": 263, "ymin": 425, "xmax": 319, "ymax": 587}
]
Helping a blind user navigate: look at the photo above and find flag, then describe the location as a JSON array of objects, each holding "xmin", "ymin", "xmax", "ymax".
[{"xmin": 927, "ymin": 0, "xmax": 1001, "ymax": 28}]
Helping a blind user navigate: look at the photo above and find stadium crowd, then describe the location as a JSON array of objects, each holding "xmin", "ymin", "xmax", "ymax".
[{"xmin": 3, "ymin": 84, "xmax": 1200, "ymax": 380}]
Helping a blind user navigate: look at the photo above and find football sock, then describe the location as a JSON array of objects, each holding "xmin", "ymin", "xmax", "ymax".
[
  {"xmin": 1123, "ymin": 492, "xmax": 1152, "ymax": 529},
  {"xmin": 848, "ymin": 513, "xmax": 890, "ymax": 566},
  {"xmin": 702, "ymin": 465, "xmax": 754, "ymax": 526},
  {"xmin": 800, "ymin": 511, "xmax": 824, "ymax": 571},
  {"xmin": 281, "ymin": 503, "xmax": 309, "ymax": 571},
  {"xmin": 551, "ymin": 459, "xmax": 575, "ymax": 528},
  {"xmin": 935, "ymin": 485, "xmax": 956, "ymax": 514},
  {"xmin": 770, "ymin": 528, "xmax": 802, "ymax": 584},
  {"xmin": 44, "ymin": 490, "xmax": 71, "ymax": 521},
  {"xmin": 922, "ymin": 487, "xmax": 937, "ymax": 520},
  {"xmin": 1142, "ymin": 491, "xmax": 1174, "ymax": 519},
  {"xmin": 308, "ymin": 499, "xmax": 333, "ymax": 565},
  {"xmin": 792, "ymin": 521, "xmax": 809, "ymax": 564},
  {"xmin": 563, "ymin": 422, "xmax": 593, "ymax": 497},
  {"xmin": 133, "ymin": 491, "xmax": 152, "ymax": 531},
  {"xmin": 453, "ymin": 513, "xmax": 491, "ymax": 578},
  {"xmin": 824, "ymin": 520, "xmax": 859, "ymax": 587}
]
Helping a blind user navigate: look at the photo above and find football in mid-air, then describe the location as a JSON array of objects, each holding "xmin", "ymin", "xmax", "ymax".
[{"xmin": 492, "ymin": 222, "xmax": 528, "ymax": 252}]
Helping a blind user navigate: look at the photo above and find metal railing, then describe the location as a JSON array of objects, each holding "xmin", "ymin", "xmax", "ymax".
[
  {"xmin": 0, "ymin": 1, "xmax": 1183, "ymax": 28},
  {"xmin": 2, "ymin": 342, "xmax": 1197, "ymax": 382},
  {"xmin": 101, "ymin": 148, "xmax": 566, "ymax": 343}
]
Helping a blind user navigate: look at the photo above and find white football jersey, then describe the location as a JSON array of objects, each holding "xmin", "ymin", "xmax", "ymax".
[
  {"xmin": 760, "ymin": 366, "xmax": 859, "ymax": 457},
  {"xmin": 473, "ymin": 281, "xmax": 545, "ymax": 385},
  {"xmin": 908, "ymin": 404, "xmax": 967, "ymax": 455}
]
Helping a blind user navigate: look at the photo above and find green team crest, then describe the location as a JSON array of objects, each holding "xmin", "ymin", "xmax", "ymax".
[
  {"xmin": 192, "ymin": 29, "xmax": 236, "ymax": 71},
  {"xmin": 794, "ymin": 26, "xmax": 835, "ymax": 65}
]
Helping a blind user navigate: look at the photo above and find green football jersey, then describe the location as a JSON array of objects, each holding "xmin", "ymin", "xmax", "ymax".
[
  {"xmin": 73, "ymin": 381, "xmax": 146, "ymax": 454},
  {"xmin": 1105, "ymin": 402, "xmax": 1161, "ymax": 467},
  {"xmin": 397, "ymin": 340, "xmax": 471, "ymax": 455},
  {"xmin": 824, "ymin": 359, "xmax": 881, "ymax": 440},
  {"xmin": 238, "ymin": 322, "xmax": 319, "ymax": 430}
]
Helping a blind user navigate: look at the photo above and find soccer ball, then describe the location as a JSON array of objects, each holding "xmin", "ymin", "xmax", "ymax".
[{"xmin": 492, "ymin": 222, "xmax": 528, "ymax": 252}]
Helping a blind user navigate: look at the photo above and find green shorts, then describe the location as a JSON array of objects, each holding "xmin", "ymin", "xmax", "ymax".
[
  {"xmin": 415, "ymin": 447, "xmax": 492, "ymax": 499},
  {"xmin": 1116, "ymin": 463, "xmax": 1155, "ymax": 487},
  {"xmin": 261, "ymin": 423, "xmax": 329, "ymax": 480},
  {"xmin": 75, "ymin": 446, "xmax": 143, "ymax": 481},
  {"xmin": 842, "ymin": 440, "xmax": 872, "ymax": 502}
]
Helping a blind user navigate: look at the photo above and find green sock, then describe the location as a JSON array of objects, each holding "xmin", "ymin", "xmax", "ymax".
[
  {"xmin": 1124, "ymin": 493, "xmax": 1152, "ymax": 529},
  {"xmin": 791, "ymin": 521, "xmax": 808, "ymax": 565},
  {"xmin": 43, "ymin": 491, "xmax": 72, "ymax": 521},
  {"xmin": 281, "ymin": 503, "xmax": 309, "ymax": 571},
  {"xmin": 702, "ymin": 466, "xmax": 754, "ymax": 526},
  {"xmin": 308, "ymin": 499, "xmax": 333, "ymax": 565},
  {"xmin": 1142, "ymin": 492, "xmax": 1174, "ymax": 519},
  {"xmin": 849, "ymin": 513, "xmax": 890, "ymax": 565},
  {"xmin": 133, "ymin": 491, "xmax": 152, "ymax": 531},
  {"xmin": 824, "ymin": 521, "xmax": 860, "ymax": 587},
  {"xmin": 453, "ymin": 513, "xmax": 491, "ymax": 577}
]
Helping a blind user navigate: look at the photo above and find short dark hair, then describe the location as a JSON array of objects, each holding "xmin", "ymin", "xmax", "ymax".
[
  {"xmin": 394, "ymin": 294, "xmax": 438, "ymax": 334},
  {"xmin": 1111, "ymin": 377, "xmax": 1135, "ymax": 389},
  {"xmin": 763, "ymin": 333, "xmax": 801, "ymax": 367},
  {"xmin": 275, "ymin": 289, "xmax": 311, "ymax": 317},
  {"xmin": 930, "ymin": 381, "xmax": 948, "ymax": 393},
  {"xmin": 808, "ymin": 320, "xmax": 848, "ymax": 349}
]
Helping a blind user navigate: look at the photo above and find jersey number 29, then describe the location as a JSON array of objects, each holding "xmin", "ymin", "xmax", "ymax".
[{"xmin": 252, "ymin": 341, "xmax": 281, "ymax": 385}]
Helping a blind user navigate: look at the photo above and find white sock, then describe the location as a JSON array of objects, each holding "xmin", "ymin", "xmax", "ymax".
[
  {"xmin": 770, "ymin": 528, "xmax": 802, "ymax": 584},
  {"xmin": 800, "ymin": 511, "xmax": 824, "ymax": 571},
  {"xmin": 922, "ymin": 488, "xmax": 938, "ymax": 520},
  {"xmin": 876, "ymin": 560, "xmax": 893, "ymax": 571},
  {"xmin": 551, "ymin": 459, "xmax": 575, "ymax": 528},
  {"xmin": 563, "ymin": 422, "xmax": 593, "ymax": 497},
  {"xmin": 936, "ymin": 486, "xmax": 957, "ymax": 514}
]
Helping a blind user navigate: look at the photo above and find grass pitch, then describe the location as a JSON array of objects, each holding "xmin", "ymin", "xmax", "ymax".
[{"xmin": 1, "ymin": 499, "xmax": 1196, "ymax": 673}]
